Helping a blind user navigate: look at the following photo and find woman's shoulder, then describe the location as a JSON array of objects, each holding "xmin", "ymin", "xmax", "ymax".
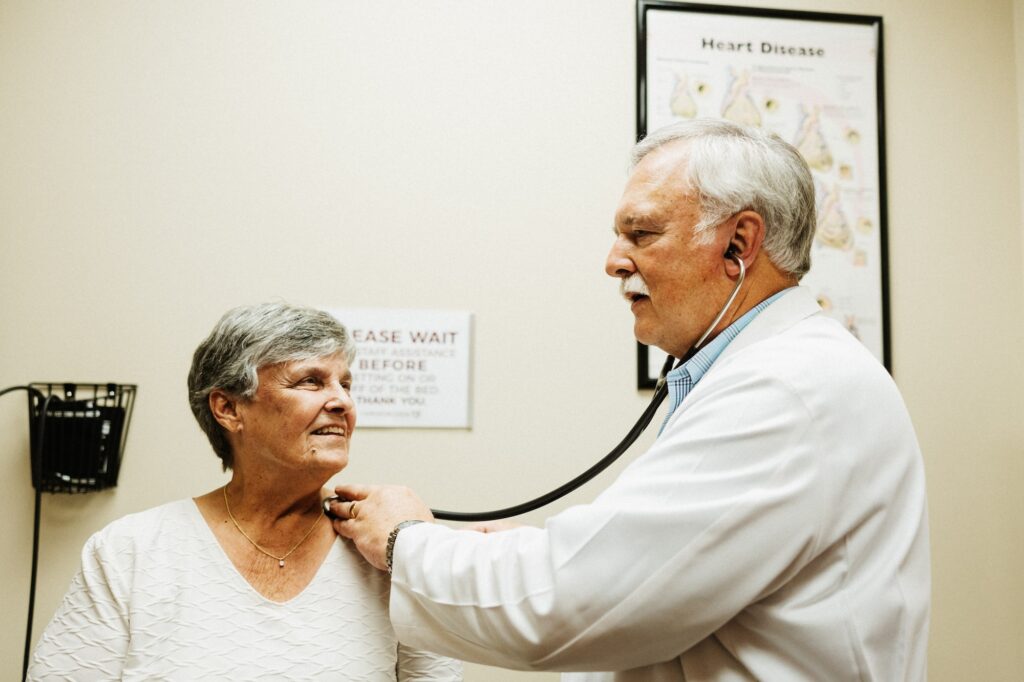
[{"xmin": 87, "ymin": 498, "xmax": 199, "ymax": 554}]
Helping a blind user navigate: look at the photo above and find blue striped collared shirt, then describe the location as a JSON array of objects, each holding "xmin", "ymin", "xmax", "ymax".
[{"xmin": 658, "ymin": 288, "xmax": 793, "ymax": 434}]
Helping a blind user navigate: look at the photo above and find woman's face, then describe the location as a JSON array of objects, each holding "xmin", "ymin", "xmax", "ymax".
[{"xmin": 233, "ymin": 352, "xmax": 357, "ymax": 478}]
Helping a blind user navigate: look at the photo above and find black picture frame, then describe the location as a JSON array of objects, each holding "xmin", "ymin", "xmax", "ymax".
[{"xmin": 635, "ymin": 1, "xmax": 890, "ymax": 388}]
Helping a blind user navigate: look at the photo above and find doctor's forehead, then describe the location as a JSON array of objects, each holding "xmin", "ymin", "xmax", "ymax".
[{"xmin": 615, "ymin": 175, "xmax": 699, "ymax": 234}]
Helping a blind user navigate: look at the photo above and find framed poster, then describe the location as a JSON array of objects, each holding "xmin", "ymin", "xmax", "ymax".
[{"xmin": 636, "ymin": 1, "xmax": 889, "ymax": 388}]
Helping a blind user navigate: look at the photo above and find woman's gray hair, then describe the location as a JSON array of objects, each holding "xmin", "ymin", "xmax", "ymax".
[
  {"xmin": 187, "ymin": 302, "xmax": 356, "ymax": 470},
  {"xmin": 632, "ymin": 118, "xmax": 816, "ymax": 278}
]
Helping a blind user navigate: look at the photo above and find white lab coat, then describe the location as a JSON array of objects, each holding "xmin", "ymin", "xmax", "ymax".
[{"xmin": 390, "ymin": 287, "xmax": 930, "ymax": 681}]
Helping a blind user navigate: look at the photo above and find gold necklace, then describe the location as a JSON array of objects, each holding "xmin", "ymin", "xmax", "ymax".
[{"xmin": 222, "ymin": 486, "xmax": 324, "ymax": 568}]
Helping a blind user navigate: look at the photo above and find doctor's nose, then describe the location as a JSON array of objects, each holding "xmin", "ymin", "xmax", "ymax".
[{"xmin": 605, "ymin": 236, "xmax": 636, "ymax": 278}]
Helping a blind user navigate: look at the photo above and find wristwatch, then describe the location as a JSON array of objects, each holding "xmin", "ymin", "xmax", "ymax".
[{"xmin": 386, "ymin": 520, "xmax": 424, "ymax": 574}]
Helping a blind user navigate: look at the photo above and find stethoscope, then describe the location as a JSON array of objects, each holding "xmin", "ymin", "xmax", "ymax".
[{"xmin": 430, "ymin": 253, "xmax": 746, "ymax": 522}]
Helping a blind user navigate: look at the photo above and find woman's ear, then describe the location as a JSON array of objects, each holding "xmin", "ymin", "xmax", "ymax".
[{"xmin": 209, "ymin": 390, "xmax": 243, "ymax": 434}]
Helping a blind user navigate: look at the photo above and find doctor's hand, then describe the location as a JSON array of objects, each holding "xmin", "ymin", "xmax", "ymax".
[{"xmin": 329, "ymin": 484, "xmax": 434, "ymax": 572}]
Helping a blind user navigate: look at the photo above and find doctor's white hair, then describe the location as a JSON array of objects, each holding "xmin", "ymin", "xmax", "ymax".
[
  {"xmin": 187, "ymin": 302, "xmax": 356, "ymax": 470},
  {"xmin": 632, "ymin": 118, "xmax": 816, "ymax": 278}
]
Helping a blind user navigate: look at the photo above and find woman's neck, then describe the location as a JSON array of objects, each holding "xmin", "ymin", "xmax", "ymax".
[
  {"xmin": 194, "ymin": 479, "xmax": 337, "ymax": 602},
  {"xmin": 226, "ymin": 477, "xmax": 325, "ymax": 524},
  {"xmin": 222, "ymin": 472, "xmax": 327, "ymax": 527}
]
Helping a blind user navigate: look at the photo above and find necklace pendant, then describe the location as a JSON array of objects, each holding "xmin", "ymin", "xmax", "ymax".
[{"xmin": 279, "ymin": 559, "xmax": 285, "ymax": 568}]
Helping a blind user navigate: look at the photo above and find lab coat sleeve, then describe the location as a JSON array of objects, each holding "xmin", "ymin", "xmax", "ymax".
[
  {"xmin": 27, "ymin": 531, "xmax": 132, "ymax": 680},
  {"xmin": 390, "ymin": 368, "xmax": 828, "ymax": 672}
]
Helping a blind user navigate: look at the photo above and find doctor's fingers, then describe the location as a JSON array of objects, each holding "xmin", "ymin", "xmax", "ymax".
[
  {"xmin": 350, "ymin": 485, "xmax": 434, "ymax": 522},
  {"xmin": 331, "ymin": 515, "xmax": 359, "ymax": 537},
  {"xmin": 332, "ymin": 516, "xmax": 390, "ymax": 571},
  {"xmin": 334, "ymin": 482, "xmax": 373, "ymax": 501}
]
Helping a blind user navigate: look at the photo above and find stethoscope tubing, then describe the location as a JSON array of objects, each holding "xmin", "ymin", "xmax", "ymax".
[
  {"xmin": 430, "ymin": 257, "xmax": 746, "ymax": 522},
  {"xmin": 430, "ymin": 369, "xmax": 671, "ymax": 522}
]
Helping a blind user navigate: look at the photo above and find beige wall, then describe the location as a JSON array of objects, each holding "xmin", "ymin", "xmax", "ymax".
[{"xmin": 1, "ymin": 1, "xmax": 1021, "ymax": 680}]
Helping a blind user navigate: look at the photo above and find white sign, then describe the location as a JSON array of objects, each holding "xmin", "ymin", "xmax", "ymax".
[{"xmin": 327, "ymin": 308, "xmax": 472, "ymax": 428}]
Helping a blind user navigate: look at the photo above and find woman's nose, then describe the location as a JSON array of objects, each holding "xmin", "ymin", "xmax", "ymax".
[{"xmin": 324, "ymin": 384, "xmax": 354, "ymax": 411}]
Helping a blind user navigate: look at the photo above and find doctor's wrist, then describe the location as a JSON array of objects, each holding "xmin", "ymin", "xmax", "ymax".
[{"xmin": 386, "ymin": 520, "xmax": 424, "ymax": 574}]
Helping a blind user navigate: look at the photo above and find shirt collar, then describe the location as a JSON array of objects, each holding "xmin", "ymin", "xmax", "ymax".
[{"xmin": 658, "ymin": 287, "xmax": 793, "ymax": 433}]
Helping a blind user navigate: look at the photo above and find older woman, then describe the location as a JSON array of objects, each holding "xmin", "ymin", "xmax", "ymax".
[{"xmin": 29, "ymin": 303, "xmax": 461, "ymax": 680}]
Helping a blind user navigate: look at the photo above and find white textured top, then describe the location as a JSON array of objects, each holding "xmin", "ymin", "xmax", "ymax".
[{"xmin": 29, "ymin": 499, "xmax": 462, "ymax": 681}]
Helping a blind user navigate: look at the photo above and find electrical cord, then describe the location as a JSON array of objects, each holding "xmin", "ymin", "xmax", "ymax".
[
  {"xmin": 1, "ymin": 385, "xmax": 51, "ymax": 682},
  {"xmin": 430, "ymin": 353, "xmax": 677, "ymax": 522}
]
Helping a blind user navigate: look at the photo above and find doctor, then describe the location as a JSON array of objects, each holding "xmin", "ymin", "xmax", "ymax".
[{"xmin": 331, "ymin": 119, "xmax": 930, "ymax": 681}]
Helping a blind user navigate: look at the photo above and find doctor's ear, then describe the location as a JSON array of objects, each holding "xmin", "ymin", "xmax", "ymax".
[{"xmin": 723, "ymin": 210, "xmax": 766, "ymax": 274}]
